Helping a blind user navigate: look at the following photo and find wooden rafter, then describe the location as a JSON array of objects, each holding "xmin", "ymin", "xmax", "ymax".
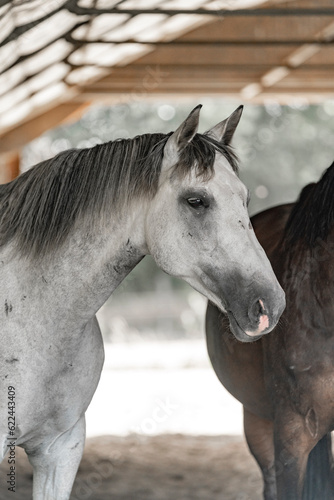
[{"xmin": 0, "ymin": 102, "xmax": 90, "ymax": 155}]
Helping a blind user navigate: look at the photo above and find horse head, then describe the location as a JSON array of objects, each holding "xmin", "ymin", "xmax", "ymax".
[{"xmin": 145, "ymin": 106, "xmax": 285, "ymax": 342}]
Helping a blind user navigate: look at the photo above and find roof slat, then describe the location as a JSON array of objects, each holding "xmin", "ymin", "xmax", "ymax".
[{"xmin": 0, "ymin": 0, "xmax": 334, "ymax": 151}]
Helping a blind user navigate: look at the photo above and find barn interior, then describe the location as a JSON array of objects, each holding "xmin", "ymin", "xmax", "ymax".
[{"xmin": 1, "ymin": 1, "xmax": 334, "ymax": 498}]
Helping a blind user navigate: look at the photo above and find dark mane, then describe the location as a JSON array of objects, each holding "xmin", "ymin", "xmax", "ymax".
[
  {"xmin": 0, "ymin": 131, "xmax": 237, "ymax": 258},
  {"xmin": 284, "ymin": 161, "xmax": 334, "ymax": 247}
]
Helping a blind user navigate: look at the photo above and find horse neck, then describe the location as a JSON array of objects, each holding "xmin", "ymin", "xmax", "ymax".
[
  {"xmin": 286, "ymin": 233, "xmax": 334, "ymax": 280},
  {"xmin": 282, "ymin": 231, "xmax": 334, "ymax": 327},
  {"xmin": 5, "ymin": 205, "xmax": 147, "ymax": 327}
]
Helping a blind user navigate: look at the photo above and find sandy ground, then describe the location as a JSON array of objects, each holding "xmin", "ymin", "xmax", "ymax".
[
  {"xmin": 85, "ymin": 341, "xmax": 244, "ymax": 437},
  {"xmin": 0, "ymin": 434, "xmax": 262, "ymax": 500}
]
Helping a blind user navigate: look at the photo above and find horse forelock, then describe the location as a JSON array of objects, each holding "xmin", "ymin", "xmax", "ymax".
[
  {"xmin": 175, "ymin": 134, "xmax": 238, "ymax": 181},
  {"xmin": 284, "ymin": 161, "xmax": 334, "ymax": 249},
  {"xmin": 0, "ymin": 131, "xmax": 238, "ymax": 259}
]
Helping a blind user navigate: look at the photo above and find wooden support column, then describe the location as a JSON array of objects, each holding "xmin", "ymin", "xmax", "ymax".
[{"xmin": 0, "ymin": 152, "xmax": 20, "ymax": 184}]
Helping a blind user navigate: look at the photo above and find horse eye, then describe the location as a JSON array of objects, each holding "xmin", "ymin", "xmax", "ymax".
[{"xmin": 187, "ymin": 197, "xmax": 205, "ymax": 209}]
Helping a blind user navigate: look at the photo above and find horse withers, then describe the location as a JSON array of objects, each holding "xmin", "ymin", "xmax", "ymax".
[
  {"xmin": 0, "ymin": 105, "xmax": 284, "ymax": 499},
  {"xmin": 206, "ymin": 163, "xmax": 334, "ymax": 500}
]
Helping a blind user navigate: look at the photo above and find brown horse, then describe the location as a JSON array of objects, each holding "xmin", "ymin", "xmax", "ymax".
[{"xmin": 206, "ymin": 162, "xmax": 334, "ymax": 500}]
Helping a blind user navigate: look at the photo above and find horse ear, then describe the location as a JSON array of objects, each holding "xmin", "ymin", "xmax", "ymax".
[
  {"xmin": 164, "ymin": 105, "xmax": 202, "ymax": 160},
  {"xmin": 205, "ymin": 105, "xmax": 243, "ymax": 145}
]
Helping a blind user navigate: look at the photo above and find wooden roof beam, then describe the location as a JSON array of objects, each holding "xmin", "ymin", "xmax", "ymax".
[
  {"xmin": 69, "ymin": 7, "xmax": 334, "ymax": 17},
  {"xmin": 240, "ymin": 19, "xmax": 334, "ymax": 100},
  {"xmin": 0, "ymin": 102, "xmax": 90, "ymax": 155}
]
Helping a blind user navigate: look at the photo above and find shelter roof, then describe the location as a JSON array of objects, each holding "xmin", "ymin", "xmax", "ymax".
[{"xmin": 0, "ymin": 0, "xmax": 333, "ymax": 169}]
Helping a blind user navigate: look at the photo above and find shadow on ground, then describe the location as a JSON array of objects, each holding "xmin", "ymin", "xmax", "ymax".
[{"xmin": 0, "ymin": 434, "xmax": 262, "ymax": 500}]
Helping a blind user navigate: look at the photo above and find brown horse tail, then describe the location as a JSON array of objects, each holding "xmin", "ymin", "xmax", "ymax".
[{"xmin": 302, "ymin": 433, "xmax": 334, "ymax": 500}]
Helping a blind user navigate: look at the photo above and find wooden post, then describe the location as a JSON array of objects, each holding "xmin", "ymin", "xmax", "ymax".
[{"xmin": 0, "ymin": 152, "xmax": 20, "ymax": 184}]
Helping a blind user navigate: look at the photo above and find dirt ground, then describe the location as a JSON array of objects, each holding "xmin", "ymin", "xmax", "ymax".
[{"xmin": 0, "ymin": 434, "xmax": 262, "ymax": 500}]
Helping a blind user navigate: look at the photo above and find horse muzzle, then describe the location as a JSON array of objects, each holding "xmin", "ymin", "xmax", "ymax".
[
  {"xmin": 197, "ymin": 266, "xmax": 286, "ymax": 342},
  {"xmin": 226, "ymin": 289, "xmax": 286, "ymax": 343}
]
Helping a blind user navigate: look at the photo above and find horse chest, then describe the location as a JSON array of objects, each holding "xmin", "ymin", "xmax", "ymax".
[
  {"xmin": 284, "ymin": 329, "xmax": 334, "ymax": 372},
  {"xmin": 274, "ymin": 339, "xmax": 334, "ymax": 425},
  {"xmin": 265, "ymin": 327, "xmax": 334, "ymax": 413}
]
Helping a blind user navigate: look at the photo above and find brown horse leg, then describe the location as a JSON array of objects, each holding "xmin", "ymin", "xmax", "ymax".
[
  {"xmin": 244, "ymin": 407, "xmax": 277, "ymax": 500},
  {"xmin": 273, "ymin": 413, "xmax": 315, "ymax": 500}
]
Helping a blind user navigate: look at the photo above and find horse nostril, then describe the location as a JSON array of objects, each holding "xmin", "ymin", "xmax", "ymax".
[
  {"xmin": 258, "ymin": 299, "xmax": 266, "ymax": 315},
  {"xmin": 254, "ymin": 300, "xmax": 261, "ymax": 316},
  {"xmin": 246, "ymin": 298, "xmax": 269, "ymax": 336},
  {"xmin": 249, "ymin": 299, "xmax": 267, "ymax": 323},
  {"xmin": 250, "ymin": 299, "xmax": 260, "ymax": 317}
]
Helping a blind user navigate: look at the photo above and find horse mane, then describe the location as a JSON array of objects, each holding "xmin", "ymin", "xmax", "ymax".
[
  {"xmin": 284, "ymin": 161, "xmax": 334, "ymax": 247},
  {"xmin": 0, "ymin": 131, "xmax": 238, "ymax": 258}
]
